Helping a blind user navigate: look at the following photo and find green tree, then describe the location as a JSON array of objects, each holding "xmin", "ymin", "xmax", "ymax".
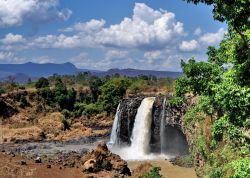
[
  {"xmin": 54, "ymin": 78, "xmax": 76, "ymax": 110},
  {"xmin": 99, "ymin": 78, "xmax": 130, "ymax": 113},
  {"xmin": 35, "ymin": 77, "xmax": 49, "ymax": 89}
]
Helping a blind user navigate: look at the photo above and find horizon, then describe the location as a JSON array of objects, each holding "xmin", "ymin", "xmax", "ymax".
[{"xmin": 0, "ymin": 1, "xmax": 226, "ymax": 72}]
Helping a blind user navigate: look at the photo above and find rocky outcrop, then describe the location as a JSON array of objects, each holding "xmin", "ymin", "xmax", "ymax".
[
  {"xmin": 118, "ymin": 97, "xmax": 143, "ymax": 144},
  {"xmin": 81, "ymin": 142, "xmax": 131, "ymax": 175}
]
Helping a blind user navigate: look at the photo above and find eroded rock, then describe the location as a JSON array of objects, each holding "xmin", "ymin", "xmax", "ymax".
[{"xmin": 81, "ymin": 142, "xmax": 131, "ymax": 176}]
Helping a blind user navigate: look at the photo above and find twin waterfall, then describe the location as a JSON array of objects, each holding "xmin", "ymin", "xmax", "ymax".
[{"xmin": 108, "ymin": 96, "xmax": 188, "ymax": 160}]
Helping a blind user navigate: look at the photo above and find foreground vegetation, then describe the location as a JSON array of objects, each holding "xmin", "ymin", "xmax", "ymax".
[{"xmin": 172, "ymin": 0, "xmax": 250, "ymax": 177}]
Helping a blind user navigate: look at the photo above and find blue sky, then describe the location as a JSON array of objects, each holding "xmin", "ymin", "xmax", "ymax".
[{"xmin": 0, "ymin": 0, "xmax": 226, "ymax": 71}]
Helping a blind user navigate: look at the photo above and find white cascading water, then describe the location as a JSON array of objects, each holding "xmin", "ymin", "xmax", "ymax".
[
  {"xmin": 160, "ymin": 97, "xmax": 166, "ymax": 153},
  {"xmin": 108, "ymin": 104, "xmax": 121, "ymax": 146},
  {"xmin": 129, "ymin": 97, "xmax": 155, "ymax": 156}
]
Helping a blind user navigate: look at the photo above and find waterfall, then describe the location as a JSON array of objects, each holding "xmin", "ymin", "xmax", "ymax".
[
  {"xmin": 108, "ymin": 104, "xmax": 121, "ymax": 146},
  {"xmin": 129, "ymin": 97, "xmax": 155, "ymax": 157},
  {"xmin": 160, "ymin": 97, "xmax": 166, "ymax": 153}
]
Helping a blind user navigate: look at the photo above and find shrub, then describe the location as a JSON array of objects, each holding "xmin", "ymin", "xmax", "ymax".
[
  {"xmin": 139, "ymin": 167, "xmax": 162, "ymax": 178},
  {"xmin": 35, "ymin": 77, "xmax": 49, "ymax": 89},
  {"xmin": 230, "ymin": 158, "xmax": 250, "ymax": 178},
  {"xmin": 212, "ymin": 116, "xmax": 229, "ymax": 143},
  {"xmin": 19, "ymin": 95, "xmax": 29, "ymax": 108},
  {"xmin": 169, "ymin": 96, "xmax": 184, "ymax": 107},
  {"xmin": 83, "ymin": 103, "xmax": 103, "ymax": 116}
]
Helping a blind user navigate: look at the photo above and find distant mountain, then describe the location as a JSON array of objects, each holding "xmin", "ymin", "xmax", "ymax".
[
  {"xmin": 96, "ymin": 68, "xmax": 182, "ymax": 78},
  {"xmin": 0, "ymin": 62, "xmax": 182, "ymax": 83},
  {"xmin": 0, "ymin": 73, "xmax": 37, "ymax": 84},
  {"xmin": 0, "ymin": 62, "xmax": 79, "ymax": 77}
]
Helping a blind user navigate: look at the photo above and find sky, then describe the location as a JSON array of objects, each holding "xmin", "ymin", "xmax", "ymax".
[{"xmin": 0, "ymin": 0, "xmax": 227, "ymax": 71}]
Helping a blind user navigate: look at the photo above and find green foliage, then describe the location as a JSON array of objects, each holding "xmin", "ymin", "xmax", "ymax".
[
  {"xmin": 74, "ymin": 102, "xmax": 86, "ymax": 117},
  {"xmin": 62, "ymin": 118, "xmax": 71, "ymax": 130},
  {"xmin": 230, "ymin": 158, "xmax": 250, "ymax": 178},
  {"xmin": 89, "ymin": 77, "xmax": 103, "ymax": 102},
  {"xmin": 61, "ymin": 109, "xmax": 72, "ymax": 119},
  {"xmin": 175, "ymin": 1, "xmax": 249, "ymax": 177},
  {"xmin": 0, "ymin": 87, "xmax": 5, "ymax": 95},
  {"xmin": 54, "ymin": 78, "xmax": 76, "ymax": 110},
  {"xmin": 184, "ymin": 0, "xmax": 250, "ymax": 33},
  {"xmin": 180, "ymin": 59, "xmax": 223, "ymax": 96},
  {"xmin": 212, "ymin": 116, "xmax": 228, "ymax": 143},
  {"xmin": 214, "ymin": 81, "xmax": 250, "ymax": 126},
  {"xmin": 19, "ymin": 95, "xmax": 29, "ymax": 108},
  {"xmin": 83, "ymin": 103, "xmax": 103, "ymax": 116},
  {"xmin": 169, "ymin": 96, "xmax": 184, "ymax": 107},
  {"xmin": 35, "ymin": 77, "xmax": 49, "ymax": 89},
  {"xmin": 127, "ymin": 79, "xmax": 147, "ymax": 94},
  {"xmin": 37, "ymin": 87, "xmax": 54, "ymax": 105},
  {"xmin": 99, "ymin": 78, "xmax": 130, "ymax": 113},
  {"xmin": 139, "ymin": 167, "xmax": 163, "ymax": 178}
]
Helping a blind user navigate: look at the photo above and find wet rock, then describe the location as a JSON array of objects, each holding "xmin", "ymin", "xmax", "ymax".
[
  {"xmin": 81, "ymin": 142, "xmax": 131, "ymax": 175},
  {"xmin": 119, "ymin": 97, "xmax": 144, "ymax": 144}
]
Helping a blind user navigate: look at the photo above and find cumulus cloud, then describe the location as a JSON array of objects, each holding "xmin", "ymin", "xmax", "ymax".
[
  {"xmin": 0, "ymin": 0, "xmax": 72, "ymax": 28},
  {"xmin": 144, "ymin": 51, "xmax": 162, "ymax": 60},
  {"xmin": 199, "ymin": 28, "xmax": 226, "ymax": 46},
  {"xmin": 0, "ymin": 51, "xmax": 25, "ymax": 63},
  {"xmin": 1, "ymin": 33, "xmax": 25, "ymax": 44},
  {"xmin": 61, "ymin": 19, "xmax": 106, "ymax": 33},
  {"xmin": 105, "ymin": 50, "xmax": 128, "ymax": 60},
  {"xmin": 95, "ymin": 3, "xmax": 185, "ymax": 49},
  {"xmin": 179, "ymin": 40, "xmax": 199, "ymax": 52},
  {"xmin": 29, "ymin": 34, "xmax": 82, "ymax": 49},
  {"xmin": 194, "ymin": 27, "xmax": 202, "ymax": 36}
]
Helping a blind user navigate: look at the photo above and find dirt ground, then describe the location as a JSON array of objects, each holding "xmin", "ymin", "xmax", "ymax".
[
  {"xmin": 128, "ymin": 160, "xmax": 197, "ymax": 178},
  {"xmin": 0, "ymin": 154, "xmax": 84, "ymax": 178}
]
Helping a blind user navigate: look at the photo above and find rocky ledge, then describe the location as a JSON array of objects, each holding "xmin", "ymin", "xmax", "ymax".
[{"xmin": 81, "ymin": 142, "xmax": 131, "ymax": 176}]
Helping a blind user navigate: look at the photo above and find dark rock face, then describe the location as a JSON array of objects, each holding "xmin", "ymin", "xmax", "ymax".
[
  {"xmin": 118, "ymin": 97, "xmax": 144, "ymax": 144},
  {"xmin": 150, "ymin": 96, "xmax": 165, "ymax": 153}
]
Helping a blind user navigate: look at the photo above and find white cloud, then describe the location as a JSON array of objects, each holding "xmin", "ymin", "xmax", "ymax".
[
  {"xmin": 29, "ymin": 34, "xmax": 82, "ymax": 49},
  {"xmin": 199, "ymin": 28, "xmax": 226, "ymax": 46},
  {"xmin": 105, "ymin": 50, "xmax": 128, "ymax": 60},
  {"xmin": 144, "ymin": 51, "xmax": 162, "ymax": 60},
  {"xmin": 1, "ymin": 33, "xmax": 25, "ymax": 44},
  {"xmin": 0, "ymin": 51, "xmax": 25, "ymax": 63},
  {"xmin": 31, "ymin": 56, "xmax": 55, "ymax": 64},
  {"xmin": 0, "ymin": 0, "xmax": 72, "ymax": 28},
  {"xmin": 95, "ymin": 3, "xmax": 185, "ymax": 49},
  {"xmin": 194, "ymin": 27, "xmax": 202, "ymax": 36},
  {"xmin": 61, "ymin": 19, "xmax": 106, "ymax": 33},
  {"xmin": 179, "ymin": 40, "xmax": 199, "ymax": 52}
]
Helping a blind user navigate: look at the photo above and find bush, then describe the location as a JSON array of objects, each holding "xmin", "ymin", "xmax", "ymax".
[
  {"xmin": 212, "ymin": 116, "xmax": 229, "ymax": 143},
  {"xmin": 61, "ymin": 109, "xmax": 72, "ymax": 119},
  {"xmin": 139, "ymin": 167, "xmax": 162, "ymax": 178},
  {"xmin": 0, "ymin": 87, "xmax": 5, "ymax": 95},
  {"xmin": 169, "ymin": 96, "xmax": 184, "ymax": 107},
  {"xmin": 230, "ymin": 158, "xmax": 250, "ymax": 178},
  {"xmin": 35, "ymin": 77, "xmax": 49, "ymax": 89},
  {"xmin": 19, "ymin": 95, "xmax": 29, "ymax": 108},
  {"xmin": 83, "ymin": 103, "xmax": 103, "ymax": 116}
]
